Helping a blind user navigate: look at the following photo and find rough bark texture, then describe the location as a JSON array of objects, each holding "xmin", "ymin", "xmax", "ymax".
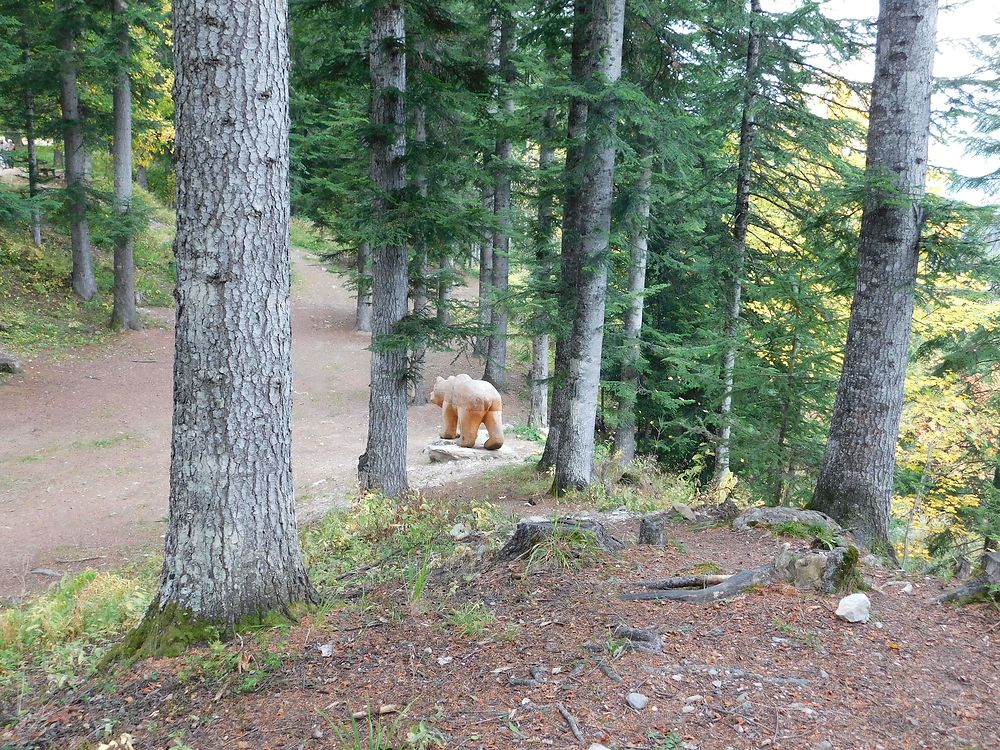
[
  {"xmin": 21, "ymin": 26, "xmax": 41, "ymax": 247},
  {"xmin": 135, "ymin": 0, "xmax": 315, "ymax": 641},
  {"xmin": 359, "ymin": 0, "xmax": 409, "ymax": 498},
  {"xmin": 712, "ymin": 0, "xmax": 762, "ymax": 488},
  {"xmin": 111, "ymin": 0, "xmax": 141, "ymax": 332},
  {"xmin": 483, "ymin": 13, "xmax": 515, "ymax": 391},
  {"xmin": 410, "ymin": 99, "xmax": 429, "ymax": 406},
  {"xmin": 528, "ymin": 106, "xmax": 557, "ymax": 431},
  {"xmin": 355, "ymin": 241, "xmax": 373, "ymax": 332},
  {"xmin": 613, "ymin": 160, "xmax": 653, "ymax": 466},
  {"xmin": 637, "ymin": 511, "xmax": 669, "ymax": 546},
  {"xmin": 811, "ymin": 0, "xmax": 938, "ymax": 551},
  {"xmin": 553, "ymin": 0, "xmax": 626, "ymax": 492},
  {"xmin": 538, "ymin": 0, "xmax": 590, "ymax": 473},
  {"xmin": 56, "ymin": 0, "xmax": 97, "ymax": 301}
]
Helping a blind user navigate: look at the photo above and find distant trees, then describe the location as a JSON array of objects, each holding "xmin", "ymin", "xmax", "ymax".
[
  {"xmin": 121, "ymin": 0, "xmax": 315, "ymax": 653},
  {"xmin": 811, "ymin": 0, "xmax": 939, "ymax": 551}
]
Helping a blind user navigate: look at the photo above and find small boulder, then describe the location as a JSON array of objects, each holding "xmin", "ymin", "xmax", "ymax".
[
  {"xmin": 626, "ymin": 692, "xmax": 649, "ymax": 710},
  {"xmin": 672, "ymin": 502, "xmax": 697, "ymax": 522},
  {"xmin": 733, "ymin": 506, "xmax": 841, "ymax": 534},
  {"xmin": 424, "ymin": 442, "xmax": 515, "ymax": 463},
  {"xmin": 835, "ymin": 592, "xmax": 871, "ymax": 623},
  {"xmin": 0, "ymin": 350, "xmax": 23, "ymax": 375}
]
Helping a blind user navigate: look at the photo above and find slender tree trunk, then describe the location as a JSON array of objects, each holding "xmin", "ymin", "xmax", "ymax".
[
  {"xmin": 553, "ymin": 0, "xmax": 626, "ymax": 493},
  {"xmin": 111, "ymin": 0, "xmax": 141, "ymax": 331},
  {"xmin": 811, "ymin": 0, "xmax": 938, "ymax": 552},
  {"xmin": 136, "ymin": 165, "xmax": 149, "ymax": 189},
  {"xmin": 411, "ymin": 99, "xmax": 429, "ymax": 406},
  {"xmin": 21, "ymin": 27, "xmax": 41, "ymax": 247},
  {"xmin": 121, "ymin": 0, "xmax": 316, "ymax": 653},
  {"xmin": 53, "ymin": 146, "xmax": 63, "ymax": 170},
  {"xmin": 538, "ymin": 0, "xmax": 591, "ymax": 472},
  {"xmin": 772, "ymin": 328, "xmax": 799, "ymax": 504},
  {"xmin": 359, "ymin": 0, "xmax": 409, "ymax": 498},
  {"xmin": 477, "ymin": 180, "xmax": 494, "ymax": 354},
  {"xmin": 528, "ymin": 106, "xmax": 557, "ymax": 431},
  {"xmin": 483, "ymin": 13, "xmax": 515, "ymax": 390},
  {"xmin": 712, "ymin": 0, "xmax": 762, "ymax": 488},
  {"xmin": 436, "ymin": 256, "xmax": 453, "ymax": 326},
  {"xmin": 355, "ymin": 241, "xmax": 373, "ymax": 332},
  {"xmin": 613, "ymin": 158, "xmax": 653, "ymax": 466},
  {"xmin": 56, "ymin": 0, "xmax": 97, "ymax": 301}
]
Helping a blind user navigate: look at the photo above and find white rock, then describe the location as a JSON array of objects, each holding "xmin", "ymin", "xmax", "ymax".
[
  {"xmin": 436, "ymin": 655, "xmax": 453, "ymax": 666},
  {"xmin": 672, "ymin": 502, "xmax": 698, "ymax": 521},
  {"xmin": 835, "ymin": 592, "xmax": 871, "ymax": 623},
  {"xmin": 626, "ymin": 692, "xmax": 649, "ymax": 710},
  {"xmin": 681, "ymin": 705, "xmax": 697, "ymax": 714},
  {"xmin": 589, "ymin": 745, "xmax": 611, "ymax": 750},
  {"xmin": 685, "ymin": 694, "xmax": 704, "ymax": 703},
  {"xmin": 788, "ymin": 702, "xmax": 817, "ymax": 716},
  {"xmin": 448, "ymin": 523, "xmax": 471, "ymax": 540},
  {"xmin": 901, "ymin": 583, "xmax": 914, "ymax": 595}
]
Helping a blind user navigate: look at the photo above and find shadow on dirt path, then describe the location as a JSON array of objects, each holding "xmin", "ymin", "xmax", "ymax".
[{"xmin": 0, "ymin": 249, "xmax": 533, "ymax": 597}]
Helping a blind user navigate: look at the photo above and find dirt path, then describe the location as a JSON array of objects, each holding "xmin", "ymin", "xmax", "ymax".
[{"xmin": 0, "ymin": 250, "xmax": 531, "ymax": 597}]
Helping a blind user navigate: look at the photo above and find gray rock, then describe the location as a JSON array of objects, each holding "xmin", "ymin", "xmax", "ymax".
[
  {"xmin": 733, "ymin": 506, "xmax": 841, "ymax": 533},
  {"xmin": 588, "ymin": 745, "xmax": 611, "ymax": 750},
  {"xmin": 424, "ymin": 442, "xmax": 516, "ymax": 463},
  {"xmin": 0, "ymin": 350, "xmax": 23, "ymax": 374},
  {"xmin": 835, "ymin": 592, "xmax": 871, "ymax": 623},
  {"xmin": 626, "ymin": 692, "xmax": 649, "ymax": 710},
  {"xmin": 672, "ymin": 502, "xmax": 697, "ymax": 521}
]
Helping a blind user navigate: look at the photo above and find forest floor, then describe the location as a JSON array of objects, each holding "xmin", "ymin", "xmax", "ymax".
[
  {"xmin": 3, "ymin": 474, "xmax": 998, "ymax": 750},
  {"xmin": 0, "ymin": 247, "xmax": 532, "ymax": 598}
]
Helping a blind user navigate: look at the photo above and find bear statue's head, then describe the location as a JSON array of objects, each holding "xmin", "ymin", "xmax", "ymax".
[{"xmin": 429, "ymin": 376, "xmax": 448, "ymax": 407}]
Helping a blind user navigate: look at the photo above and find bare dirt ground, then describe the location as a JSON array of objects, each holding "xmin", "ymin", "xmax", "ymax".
[
  {"xmin": 0, "ymin": 250, "xmax": 531, "ymax": 598},
  {"xmin": 7, "ymin": 484, "xmax": 998, "ymax": 750}
]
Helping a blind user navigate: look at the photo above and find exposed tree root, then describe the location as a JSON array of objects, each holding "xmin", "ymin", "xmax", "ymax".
[
  {"xmin": 621, "ymin": 544, "xmax": 862, "ymax": 602},
  {"xmin": 555, "ymin": 702, "xmax": 586, "ymax": 743}
]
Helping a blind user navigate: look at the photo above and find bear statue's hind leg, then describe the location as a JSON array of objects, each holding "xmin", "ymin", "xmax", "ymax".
[
  {"xmin": 483, "ymin": 409, "xmax": 504, "ymax": 450},
  {"xmin": 458, "ymin": 409, "xmax": 485, "ymax": 448},
  {"xmin": 441, "ymin": 402, "xmax": 459, "ymax": 440}
]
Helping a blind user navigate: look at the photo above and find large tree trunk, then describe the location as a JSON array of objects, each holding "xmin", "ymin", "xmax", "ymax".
[
  {"xmin": 528, "ymin": 106, "xmax": 557, "ymax": 430},
  {"xmin": 110, "ymin": 0, "xmax": 141, "ymax": 332},
  {"xmin": 483, "ymin": 13, "xmax": 515, "ymax": 391},
  {"xmin": 359, "ymin": 0, "xmax": 409, "ymax": 498},
  {"xmin": 56, "ymin": 0, "xmax": 97, "ymax": 301},
  {"xmin": 538, "ymin": 0, "xmax": 591, "ymax": 472},
  {"xmin": 811, "ymin": 0, "xmax": 938, "ymax": 552},
  {"xmin": 21, "ymin": 26, "xmax": 41, "ymax": 247},
  {"xmin": 553, "ymin": 0, "xmax": 626, "ymax": 493},
  {"xmin": 613, "ymin": 158, "xmax": 653, "ymax": 466},
  {"xmin": 711, "ymin": 0, "xmax": 762, "ymax": 488},
  {"xmin": 410, "ymin": 99, "xmax": 429, "ymax": 406},
  {"xmin": 120, "ymin": 0, "xmax": 315, "ymax": 655}
]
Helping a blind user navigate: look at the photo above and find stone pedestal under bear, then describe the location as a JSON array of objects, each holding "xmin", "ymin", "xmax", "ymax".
[{"xmin": 430, "ymin": 374, "xmax": 504, "ymax": 450}]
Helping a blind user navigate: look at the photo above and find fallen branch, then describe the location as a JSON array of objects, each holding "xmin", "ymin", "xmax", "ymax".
[
  {"xmin": 612, "ymin": 625, "xmax": 662, "ymax": 653},
  {"xmin": 555, "ymin": 702, "xmax": 586, "ymax": 744},
  {"xmin": 55, "ymin": 555, "xmax": 105, "ymax": 564},
  {"xmin": 622, "ymin": 565, "xmax": 773, "ymax": 602}
]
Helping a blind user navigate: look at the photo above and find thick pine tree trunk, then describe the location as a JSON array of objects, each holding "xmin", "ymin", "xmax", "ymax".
[
  {"xmin": 811, "ymin": 0, "xmax": 938, "ymax": 552},
  {"xmin": 411, "ymin": 100, "xmax": 429, "ymax": 406},
  {"xmin": 355, "ymin": 241, "xmax": 373, "ymax": 332},
  {"xmin": 613, "ymin": 159, "xmax": 653, "ymax": 466},
  {"xmin": 553, "ymin": 0, "xmax": 626, "ymax": 493},
  {"xmin": 110, "ymin": 0, "xmax": 141, "ymax": 332},
  {"xmin": 712, "ymin": 0, "xmax": 762, "ymax": 488},
  {"xmin": 21, "ymin": 28, "xmax": 41, "ymax": 247},
  {"xmin": 483, "ymin": 14, "xmax": 515, "ymax": 391},
  {"xmin": 56, "ymin": 0, "xmax": 97, "ymax": 301},
  {"xmin": 528, "ymin": 106, "xmax": 557, "ymax": 431},
  {"xmin": 538, "ymin": 0, "xmax": 591, "ymax": 472},
  {"xmin": 359, "ymin": 0, "xmax": 409, "ymax": 498},
  {"xmin": 121, "ymin": 0, "xmax": 315, "ymax": 653}
]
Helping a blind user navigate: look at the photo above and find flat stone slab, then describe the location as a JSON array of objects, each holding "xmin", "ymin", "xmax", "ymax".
[
  {"xmin": 733, "ymin": 506, "xmax": 841, "ymax": 533},
  {"xmin": 424, "ymin": 441, "xmax": 517, "ymax": 463}
]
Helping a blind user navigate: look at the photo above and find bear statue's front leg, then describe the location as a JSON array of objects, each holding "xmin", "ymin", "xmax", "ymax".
[
  {"xmin": 483, "ymin": 408, "xmax": 504, "ymax": 450},
  {"xmin": 458, "ymin": 408, "xmax": 485, "ymax": 448},
  {"xmin": 441, "ymin": 402, "xmax": 460, "ymax": 440}
]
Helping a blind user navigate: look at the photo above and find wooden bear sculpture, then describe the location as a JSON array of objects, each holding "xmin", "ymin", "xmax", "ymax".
[{"xmin": 429, "ymin": 374, "xmax": 504, "ymax": 450}]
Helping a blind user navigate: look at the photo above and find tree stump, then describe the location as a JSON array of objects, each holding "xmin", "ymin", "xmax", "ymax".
[
  {"xmin": 637, "ymin": 512, "xmax": 669, "ymax": 546},
  {"xmin": 497, "ymin": 516, "xmax": 625, "ymax": 561}
]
